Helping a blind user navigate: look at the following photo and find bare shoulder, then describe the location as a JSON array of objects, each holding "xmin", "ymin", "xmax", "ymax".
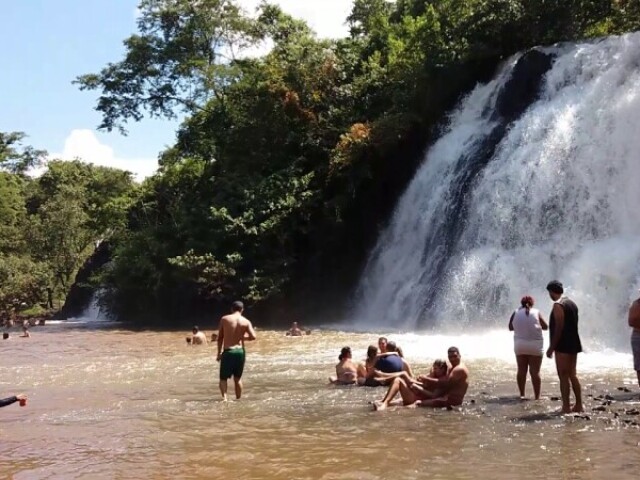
[
  {"xmin": 452, "ymin": 364, "xmax": 469, "ymax": 377},
  {"xmin": 240, "ymin": 315, "xmax": 252, "ymax": 326}
]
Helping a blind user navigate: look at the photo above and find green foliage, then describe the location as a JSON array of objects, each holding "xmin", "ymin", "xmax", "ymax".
[
  {"xmin": 0, "ymin": 172, "xmax": 28, "ymax": 253},
  {"xmin": 74, "ymin": 0, "xmax": 261, "ymax": 133},
  {"xmin": 78, "ymin": 0, "xmax": 640, "ymax": 321},
  {"xmin": 0, "ymin": 254, "xmax": 50, "ymax": 312},
  {"xmin": 0, "ymin": 131, "xmax": 47, "ymax": 174},
  {"xmin": 0, "ymin": 142, "xmax": 137, "ymax": 318}
]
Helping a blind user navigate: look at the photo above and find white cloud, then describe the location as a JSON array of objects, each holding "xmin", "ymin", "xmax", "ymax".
[
  {"xmin": 238, "ymin": 0, "xmax": 354, "ymax": 39},
  {"xmin": 47, "ymin": 129, "xmax": 158, "ymax": 181}
]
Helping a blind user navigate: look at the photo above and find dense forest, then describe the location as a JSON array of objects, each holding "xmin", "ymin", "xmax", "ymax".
[{"xmin": 3, "ymin": 0, "xmax": 640, "ymax": 325}]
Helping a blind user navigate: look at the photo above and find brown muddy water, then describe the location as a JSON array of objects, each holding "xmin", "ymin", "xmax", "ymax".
[{"xmin": 1, "ymin": 320, "xmax": 640, "ymax": 479}]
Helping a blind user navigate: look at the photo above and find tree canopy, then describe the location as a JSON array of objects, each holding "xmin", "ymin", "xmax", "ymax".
[
  {"xmin": 0, "ymin": 148, "xmax": 137, "ymax": 320},
  {"xmin": 37, "ymin": 0, "xmax": 640, "ymax": 323}
]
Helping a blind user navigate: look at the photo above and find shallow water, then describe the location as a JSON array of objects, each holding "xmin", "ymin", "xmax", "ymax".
[{"xmin": 1, "ymin": 322, "xmax": 640, "ymax": 479}]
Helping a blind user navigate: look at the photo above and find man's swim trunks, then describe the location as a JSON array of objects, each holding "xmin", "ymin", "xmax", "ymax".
[{"xmin": 220, "ymin": 348, "xmax": 245, "ymax": 380}]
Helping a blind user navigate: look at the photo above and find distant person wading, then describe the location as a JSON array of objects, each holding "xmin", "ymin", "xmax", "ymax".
[{"xmin": 216, "ymin": 301, "xmax": 257, "ymax": 401}]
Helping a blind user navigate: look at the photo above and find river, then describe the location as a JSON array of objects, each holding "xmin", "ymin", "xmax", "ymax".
[{"xmin": 1, "ymin": 320, "xmax": 640, "ymax": 479}]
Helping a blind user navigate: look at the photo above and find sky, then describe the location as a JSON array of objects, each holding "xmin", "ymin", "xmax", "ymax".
[{"xmin": 0, "ymin": 0, "xmax": 354, "ymax": 179}]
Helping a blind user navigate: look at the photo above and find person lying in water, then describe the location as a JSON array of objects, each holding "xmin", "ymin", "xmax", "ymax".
[
  {"xmin": 373, "ymin": 347, "xmax": 468, "ymax": 410},
  {"xmin": 329, "ymin": 346, "xmax": 358, "ymax": 385}
]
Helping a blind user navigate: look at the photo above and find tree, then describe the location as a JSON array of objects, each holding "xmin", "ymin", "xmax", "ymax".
[
  {"xmin": 0, "ymin": 172, "xmax": 28, "ymax": 253},
  {"xmin": 0, "ymin": 255, "xmax": 50, "ymax": 315},
  {"xmin": 74, "ymin": 0, "xmax": 261, "ymax": 133},
  {"xmin": 0, "ymin": 131, "xmax": 47, "ymax": 174},
  {"xmin": 76, "ymin": 0, "xmax": 640, "ymax": 324}
]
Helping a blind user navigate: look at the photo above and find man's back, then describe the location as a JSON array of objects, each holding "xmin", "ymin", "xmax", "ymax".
[{"xmin": 220, "ymin": 313, "xmax": 254, "ymax": 349}]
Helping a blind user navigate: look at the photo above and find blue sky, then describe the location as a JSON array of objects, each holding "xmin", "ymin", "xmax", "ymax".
[{"xmin": 0, "ymin": 0, "xmax": 352, "ymax": 179}]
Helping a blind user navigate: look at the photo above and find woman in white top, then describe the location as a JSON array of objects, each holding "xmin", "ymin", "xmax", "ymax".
[{"xmin": 508, "ymin": 295, "xmax": 548, "ymax": 399}]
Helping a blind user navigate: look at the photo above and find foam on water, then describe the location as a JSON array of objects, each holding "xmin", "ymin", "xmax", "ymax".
[{"xmin": 307, "ymin": 327, "xmax": 633, "ymax": 372}]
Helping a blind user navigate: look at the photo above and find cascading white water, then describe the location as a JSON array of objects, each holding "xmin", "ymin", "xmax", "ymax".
[{"xmin": 353, "ymin": 33, "xmax": 640, "ymax": 349}]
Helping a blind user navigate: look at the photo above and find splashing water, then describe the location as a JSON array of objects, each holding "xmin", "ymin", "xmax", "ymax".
[{"xmin": 353, "ymin": 33, "xmax": 640, "ymax": 349}]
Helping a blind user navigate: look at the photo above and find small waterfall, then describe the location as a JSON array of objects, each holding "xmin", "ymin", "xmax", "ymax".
[
  {"xmin": 68, "ymin": 292, "xmax": 109, "ymax": 324},
  {"xmin": 353, "ymin": 33, "xmax": 640, "ymax": 348}
]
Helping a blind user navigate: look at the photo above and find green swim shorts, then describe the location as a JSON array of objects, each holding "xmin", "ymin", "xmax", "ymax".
[{"xmin": 219, "ymin": 348, "xmax": 245, "ymax": 380}]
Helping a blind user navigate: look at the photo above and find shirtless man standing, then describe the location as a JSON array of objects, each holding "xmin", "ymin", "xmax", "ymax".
[{"xmin": 216, "ymin": 301, "xmax": 257, "ymax": 401}]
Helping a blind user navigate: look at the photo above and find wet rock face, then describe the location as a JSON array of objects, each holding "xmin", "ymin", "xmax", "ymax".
[{"xmin": 493, "ymin": 48, "xmax": 555, "ymax": 123}]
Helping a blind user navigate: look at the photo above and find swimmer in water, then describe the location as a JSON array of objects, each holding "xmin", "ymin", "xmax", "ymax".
[
  {"xmin": 329, "ymin": 346, "xmax": 358, "ymax": 385},
  {"xmin": 190, "ymin": 326, "xmax": 208, "ymax": 345},
  {"xmin": 357, "ymin": 345, "xmax": 379, "ymax": 385},
  {"xmin": 286, "ymin": 322, "xmax": 304, "ymax": 336}
]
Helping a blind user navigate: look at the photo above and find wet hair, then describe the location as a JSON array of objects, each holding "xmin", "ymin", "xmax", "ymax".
[
  {"xmin": 339, "ymin": 346, "xmax": 352, "ymax": 361},
  {"xmin": 378, "ymin": 337, "xmax": 387, "ymax": 344},
  {"xmin": 520, "ymin": 295, "xmax": 534, "ymax": 315},
  {"xmin": 396, "ymin": 346, "xmax": 404, "ymax": 358},
  {"xmin": 447, "ymin": 346, "xmax": 460, "ymax": 355},
  {"xmin": 386, "ymin": 341, "xmax": 397, "ymax": 352},
  {"xmin": 366, "ymin": 345, "xmax": 378, "ymax": 360},
  {"xmin": 192, "ymin": 326, "xmax": 199, "ymax": 334},
  {"xmin": 231, "ymin": 300, "xmax": 244, "ymax": 312},
  {"xmin": 546, "ymin": 280, "xmax": 564, "ymax": 295},
  {"xmin": 432, "ymin": 359, "xmax": 447, "ymax": 371}
]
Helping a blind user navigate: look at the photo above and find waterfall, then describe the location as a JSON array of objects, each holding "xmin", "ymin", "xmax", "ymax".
[{"xmin": 353, "ymin": 33, "xmax": 640, "ymax": 348}]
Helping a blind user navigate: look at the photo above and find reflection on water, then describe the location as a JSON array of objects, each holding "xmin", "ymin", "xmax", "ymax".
[{"xmin": 1, "ymin": 324, "xmax": 640, "ymax": 479}]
